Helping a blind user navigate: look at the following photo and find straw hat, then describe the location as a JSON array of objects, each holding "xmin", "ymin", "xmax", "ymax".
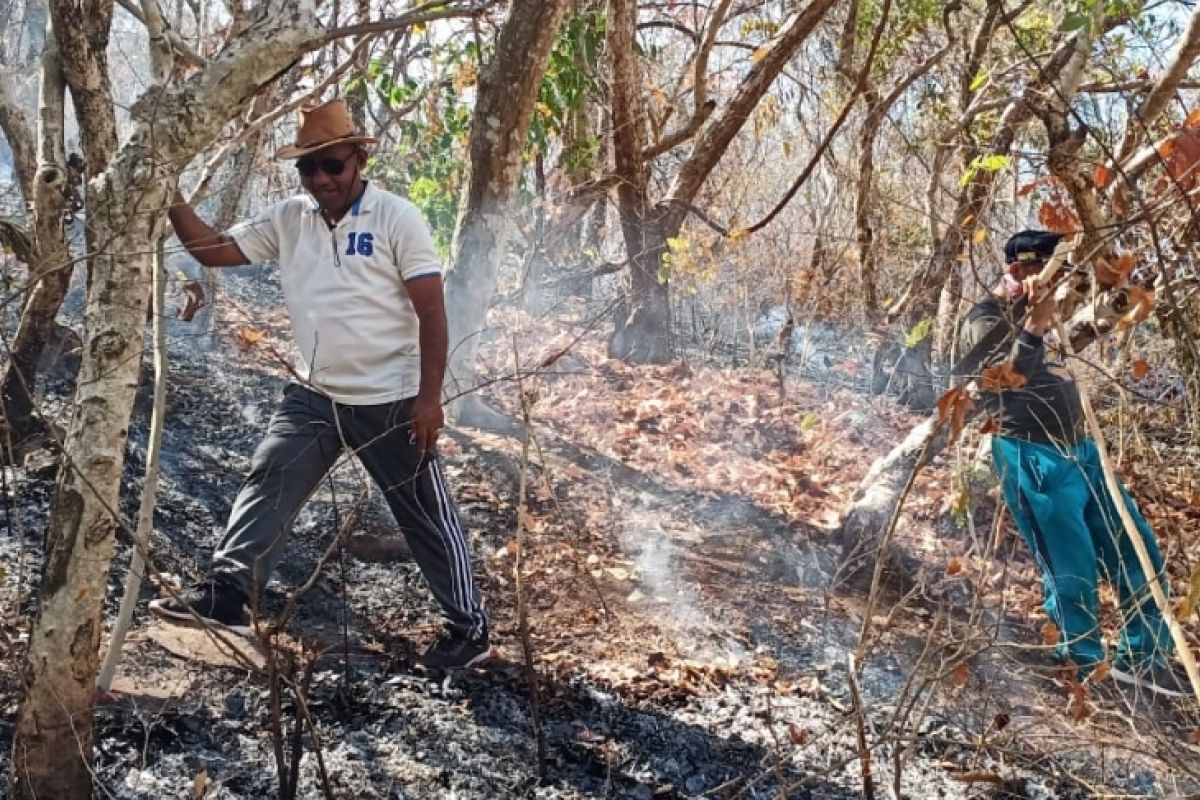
[{"xmin": 276, "ymin": 98, "xmax": 379, "ymax": 160}]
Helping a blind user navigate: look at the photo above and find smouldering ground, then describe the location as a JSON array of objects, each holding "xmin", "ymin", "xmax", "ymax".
[{"xmin": 2, "ymin": 281, "xmax": 1199, "ymax": 797}]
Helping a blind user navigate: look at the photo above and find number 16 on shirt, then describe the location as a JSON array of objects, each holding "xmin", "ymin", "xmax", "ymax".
[{"xmin": 345, "ymin": 232, "xmax": 374, "ymax": 256}]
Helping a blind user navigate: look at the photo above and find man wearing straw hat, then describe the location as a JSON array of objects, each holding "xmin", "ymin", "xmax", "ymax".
[{"xmin": 153, "ymin": 98, "xmax": 490, "ymax": 669}]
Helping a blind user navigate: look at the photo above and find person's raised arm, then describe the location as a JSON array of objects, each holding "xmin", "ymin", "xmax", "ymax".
[{"xmin": 169, "ymin": 190, "xmax": 250, "ymax": 267}]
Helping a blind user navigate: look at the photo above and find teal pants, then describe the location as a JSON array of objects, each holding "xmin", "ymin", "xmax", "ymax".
[{"xmin": 991, "ymin": 436, "xmax": 1171, "ymax": 671}]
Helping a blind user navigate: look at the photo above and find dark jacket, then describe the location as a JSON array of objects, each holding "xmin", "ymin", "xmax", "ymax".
[{"xmin": 959, "ymin": 297, "xmax": 1085, "ymax": 446}]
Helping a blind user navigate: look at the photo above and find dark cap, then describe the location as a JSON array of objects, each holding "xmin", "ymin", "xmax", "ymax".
[{"xmin": 1004, "ymin": 230, "xmax": 1063, "ymax": 265}]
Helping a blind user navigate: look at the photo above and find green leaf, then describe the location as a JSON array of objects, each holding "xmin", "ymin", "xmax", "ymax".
[
  {"xmin": 905, "ymin": 318, "xmax": 934, "ymax": 349},
  {"xmin": 1061, "ymin": 12, "xmax": 1091, "ymax": 32},
  {"xmin": 968, "ymin": 70, "xmax": 989, "ymax": 92},
  {"xmin": 978, "ymin": 154, "xmax": 1011, "ymax": 172}
]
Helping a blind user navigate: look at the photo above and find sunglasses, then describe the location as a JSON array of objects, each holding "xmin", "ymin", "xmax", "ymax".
[{"xmin": 295, "ymin": 153, "xmax": 355, "ymax": 177}]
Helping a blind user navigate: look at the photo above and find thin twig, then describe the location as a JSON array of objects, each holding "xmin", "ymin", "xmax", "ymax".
[
  {"xmin": 512, "ymin": 336, "xmax": 548, "ymax": 776},
  {"xmin": 846, "ymin": 652, "xmax": 876, "ymax": 800}
]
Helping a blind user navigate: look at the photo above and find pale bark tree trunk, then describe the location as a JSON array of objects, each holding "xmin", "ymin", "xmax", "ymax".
[
  {"xmin": 445, "ymin": 0, "xmax": 570, "ymax": 428},
  {"xmin": 11, "ymin": 4, "xmax": 324, "ymax": 796},
  {"xmin": 607, "ymin": 0, "xmax": 839, "ymax": 363},
  {"xmin": 0, "ymin": 27, "xmax": 70, "ymax": 449},
  {"xmin": 0, "ymin": 82, "xmax": 37, "ymax": 202}
]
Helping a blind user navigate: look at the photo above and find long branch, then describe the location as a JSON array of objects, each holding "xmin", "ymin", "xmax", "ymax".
[{"xmin": 326, "ymin": 0, "xmax": 496, "ymax": 38}]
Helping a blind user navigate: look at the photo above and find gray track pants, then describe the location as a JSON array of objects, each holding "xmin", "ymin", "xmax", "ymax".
[{"xmin": 211, "ymin": 383, "xmax": 487, "ymax": 639}]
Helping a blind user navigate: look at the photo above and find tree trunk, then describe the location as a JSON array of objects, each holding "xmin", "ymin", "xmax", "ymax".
[
  {"xmin": 11, "ymin": 170, "xmax": 167, "ymax": 800},
  {"xmin": 606, "ymin": 0, "xmax": 838, "ymax": 363},
  {"xmin": 0, "ymin": 84, "xmax": 37, "ymax": 202},
  {"xmin": 836, "ymin": 417, "xmax": 945, "ymax": 583},
  {"xmin": 444, "ymin": 0, "xmax": 569, "ymax": 427},
  {"xmin": 11, "ymin": 4, "xmax": 324, "ymax": 795},
  {"xmin": 0, "ymin": 26, "xmax": 70, "ymax": 450},
  {"xmin": 609, "ymin": 216, "xmax": 672, "ymax": 363},
  {"xmin": 604, "ymin": 0, "xmax": 661, "ymax": 362}
]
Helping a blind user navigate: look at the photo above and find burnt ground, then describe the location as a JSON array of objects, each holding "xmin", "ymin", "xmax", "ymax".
[{"xmin": 2, "ymin": 270, "xmax": 1200, "ymax": 799}]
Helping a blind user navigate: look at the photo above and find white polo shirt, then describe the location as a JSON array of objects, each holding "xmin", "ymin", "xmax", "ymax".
[{"xmin": 228, "ymin": 181, "xmax": 442, "ymax": 405}]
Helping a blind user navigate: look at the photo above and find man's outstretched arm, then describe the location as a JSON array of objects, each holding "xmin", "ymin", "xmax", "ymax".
[{"xmin": 169, "ymin": 191, "xmax": 251, "ymax": 267}]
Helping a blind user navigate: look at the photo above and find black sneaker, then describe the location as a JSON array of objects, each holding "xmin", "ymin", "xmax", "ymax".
[
  {"xmin": 417, "ymin": 630, "xmax": 492, "ymax": 670},
  {"xmin": 148, "ymin": 579, "xmax": 251, "ymax": 633}
]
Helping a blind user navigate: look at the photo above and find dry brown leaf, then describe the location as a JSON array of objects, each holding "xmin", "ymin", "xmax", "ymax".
[
  {"xmin": 1071, "ymin": 695, "xmax": 1092, "ymax": 722},
  {"xmin": 979, "ymin": 416, "xmax": 1000, "ymax": 435},
  {"xmin": 1188, "ymin": 729, "xmax": 1200, "ymax": 745},
  {"xmin": 1041, "ymin": 622, "xmax": 1060, "ymax": 647},
  {"xmin": 1094, "ymin": 163, "xmax": 1110, "ymax": 189},
  {"xmin": 1038, "ymin": 196, "xmax": 1079, "ymax": 233},
  {"xmin": 178, "ymin": 280, "xmax": 207, "ymax": 323},
  {"xmin": 1097, "ymin": 251, "xmax": 1135, "ymax": 287},
  {"xmin": 952, "ymin": 662, "xmax": 969, "ymax": 688},
  {"xmin": 936, "ymin": 386, "xmax": 973, "ymax": 444},
  {"xmin": 235, "ymin": 326, "xmax": 266, "ymax": 350},
  {"xmin": 1115, "ymin": 252, "xmax": 1135, "ymax": 281},
  {"xmin": 788, "ymin": 723, "xmax": 810, "ymax": 745},
  {"xmin": 981, "ymin": 362, "xmax": 1028, "ymax": 391},
  {"xmin": 1187, "ymin": 108, "xmax": 1200, "ymax": 129},
  {"xmin": 1131, "ymin": 360, "xmax": 1151, "ymax": 380},
  {"xmin": 1089, "ymin": 661, "xmax": 1111, "ymax": 683},
  {"xmin": 1123, "ymin": 286, "xmax": 1155, "ymax": 325},
  {"xmin": 947, "ymin": 557, "xmax": 964, "ymax": 577}
]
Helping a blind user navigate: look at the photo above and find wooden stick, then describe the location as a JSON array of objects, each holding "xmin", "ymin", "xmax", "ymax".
[
  {"xmin": 846, "ymin": 653, "xmax": 876, "ymax": 800},
  {"xmin": 1053, "ymin": 316, "xmax": 1200, "ymax": 708}
]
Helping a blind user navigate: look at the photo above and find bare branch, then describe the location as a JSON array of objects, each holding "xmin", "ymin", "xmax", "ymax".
[
  {"xmin": 326, "ymin": 0, "xmax": 497, "ymax": 39},
  {"xmin": 693, "ymin": 0, "xmax": 734, "ymax": 113},
  {"xmin": 1115, "ymin": 1, "xmax": 1200, "ymax": 163},
  {"xmin": 140, "ymin": 0, "xmax": 173, "ymax": 83},
  {"xmin": 665, "ymin": 0, "xmax": 840, "ymax": 222},
  {"xmin": 642, "ymin": 99, "xmax": 714, "ymax": 160},
  {"xmin": 114, "ymin": 0, "xmax": 205, "ymax": 69}
]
